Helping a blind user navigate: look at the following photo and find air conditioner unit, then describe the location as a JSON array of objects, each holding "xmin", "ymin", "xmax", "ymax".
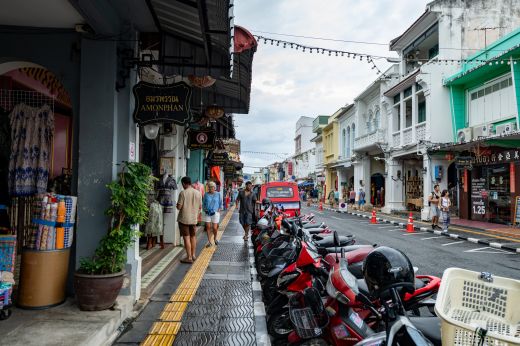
[
  {"xmin": 472, "ymin": 123, "xmax": 494, "ymax": 139},
  {"xmin": 495, "ymin": 122, "xmax": 517, "ymax": 136},
  {"xmin": 457, "ymin": 128, "xmax": 472, "ymax": 143}
]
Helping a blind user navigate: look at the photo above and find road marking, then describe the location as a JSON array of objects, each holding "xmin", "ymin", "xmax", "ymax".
[
  {"xmin": 402, "ymin": 232, "xmax": 427, "ymax": 235},
  {"xmin": 388, "ymin": 228, "xmax": 403, "ymax": 232},
  {"xmin": 377, "ymin": 225, "xmax": 395, "ymax": 228},
  {"xmin": 421, "ymin": 236, "xmax": 444, "ymax": 240},
  {"xmin": 465, "ymin": 246, "xmax": 515, "ymax": 254},
  {"xmin": 331, "ymin": 216, "xmax": 342, "ymax": 220},
  {"xmin": 441, "ymin": 241, "xmax": 465, "ymax": 246}
]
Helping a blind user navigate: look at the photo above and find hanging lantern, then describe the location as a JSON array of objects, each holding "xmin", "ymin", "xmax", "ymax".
[
  {"xmin": 205, "ymin": 106, "xmax": 225, "ymax": 119},
  {"xmin": 187, "ymin": 75, "xmax": 216, "ymax": 88}
]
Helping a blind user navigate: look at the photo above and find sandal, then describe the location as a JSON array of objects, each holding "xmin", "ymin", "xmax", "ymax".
[
  {"xmin": 180, "ymin": 257, "xmax": 193, "ymax": 264},
  {"xmin": 206, "ymin": 243, "xmax": 213, "ymax": 248}
]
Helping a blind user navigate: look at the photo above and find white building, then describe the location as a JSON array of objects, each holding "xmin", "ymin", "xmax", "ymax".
[
  {"xmin": 336, "ymin": 104, "xmax": 356, "ymax": 194},
  {"xmin": 381, "ymin": 0, "xmax": 520, "ymax": 218},
  {"xmin": 293, "ymin": 116, "xmax": 316, "ymax": 182}
]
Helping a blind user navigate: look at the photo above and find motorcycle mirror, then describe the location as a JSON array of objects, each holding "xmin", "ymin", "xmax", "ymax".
[{"xmin": 413, "ymin": 266, "xmax": 418, "ymax": 273}]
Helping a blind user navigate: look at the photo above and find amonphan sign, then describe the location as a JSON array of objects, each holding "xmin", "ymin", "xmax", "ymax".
[{"xmin": 133, "ymin": 81, "xmax": 192, "ymax": 125}]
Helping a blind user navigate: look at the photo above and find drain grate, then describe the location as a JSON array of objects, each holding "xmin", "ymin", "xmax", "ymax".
[
  {"xmin": 174, "ymin": 332, "xmax": 217, "ymax": 346},
  {"xmin": 215, "ymin": 332, "xmax": 256, "ymax": 346}
]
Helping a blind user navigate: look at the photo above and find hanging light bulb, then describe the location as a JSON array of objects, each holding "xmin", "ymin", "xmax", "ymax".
[{"xmin": 143, "ymin": 123, "xmax": 161, "ymax": 140}]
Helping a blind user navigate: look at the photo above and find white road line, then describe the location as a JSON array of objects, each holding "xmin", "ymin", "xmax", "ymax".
[
  {"xmin": 465, "ymin": 246, "xmax": 515, "ymax": 254},
  {"xmin": 402, "ymin": 232, "xmax": 427, "ymax": 236},
  {"xmin": 441, "ymin": 241, "xmax": 465, "ymax": 246},
  {"xmin": 388, "ymin": 228, "xmax": 403, "ymax": 232},
  {"xmin": 421, "ymin": 236, "xmax": 444, "ymax": 240},
  {"xmin": 377, "ymin": 225, "xmax": 396, "ymax": 228},
  {"xmin": 331, "ymin": 216, "xmax": 342, "ymax": 220}
]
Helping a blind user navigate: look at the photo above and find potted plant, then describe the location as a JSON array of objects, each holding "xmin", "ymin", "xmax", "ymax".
[{"xmin": 74, "ymin": 162, "xmax": 156, "ymax": 311}]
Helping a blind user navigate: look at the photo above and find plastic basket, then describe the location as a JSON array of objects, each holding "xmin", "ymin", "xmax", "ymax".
[
  {"xmin": 435, "ymin": 268, "xmax": 520, "ymax": 346},
  {"xmin": 289, "ymin": 288, "xmax": 329, "ymax": 339},
  {"xmin": 0, "ymin": 235, "xmax": 16, "ymax": 273}
]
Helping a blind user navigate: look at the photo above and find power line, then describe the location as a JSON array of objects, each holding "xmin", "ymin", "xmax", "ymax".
[{"xmin": 250, "ymin": 30, "xmax": 388, "ymax": 46}]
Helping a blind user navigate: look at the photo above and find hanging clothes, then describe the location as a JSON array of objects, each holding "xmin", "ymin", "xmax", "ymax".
[
  {"xmin": 0, "ymin": 107, "xmax": 11, "ymax": 205},
  {"xmin": 157, "ymin": 174, "xmax": 178, "ymax": 213},
  {"xmin": 192, "ymin": 181, "xmax": 205, "ymax": 198},
  {"xmin": 145, "ymin": 200, "xmax": 163, "ymax": 236},
  {"xmin": 8, "ymin": 104, "xmax": 54, "ymax": 196}
]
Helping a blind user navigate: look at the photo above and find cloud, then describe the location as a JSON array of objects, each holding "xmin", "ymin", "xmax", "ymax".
[{"xmin": 235, "ymin": 0, "xmax": 429, "ymax": 173}]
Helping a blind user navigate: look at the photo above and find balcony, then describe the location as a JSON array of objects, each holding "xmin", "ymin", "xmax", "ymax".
[
  {"xmin": 416, "ymin": 123, "xmax": 426, "ymax": 141},
  {"xmin": 391, "ymin": 123, "xmax": 426, "ymax": 148},
  {"xmin": 313, "ymin": 115, "xmax": 329, "ymax": 133},
  {"xmin": 392, "ymin": 132, "xmax": 400, "ymax": 147},
  {"xmin": 354, "ymin": 129, "xmax": 386, "ymax": 150},
  {"xmin": 403, "ymin": 128, "xmax": 413, "ymax": 145}
]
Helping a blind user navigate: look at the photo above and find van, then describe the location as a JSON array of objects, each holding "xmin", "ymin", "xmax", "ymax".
[{"xmin": 257, "ymin": 182, "xmax": 300, "ymax": 217}]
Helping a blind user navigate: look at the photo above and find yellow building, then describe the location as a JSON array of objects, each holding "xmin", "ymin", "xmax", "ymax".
[{"xmin": 322, "ymin": 107, "xmax": 347, "ymax": 203}]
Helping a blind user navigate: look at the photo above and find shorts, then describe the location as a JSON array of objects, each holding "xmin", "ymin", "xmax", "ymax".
[
  {"xmin": 239, "ymin": 212, "xmax": 253, "ymax": 226},
  {"xmin": 179, "ymin": 222, "xmax": 197, "ymax": 237},
  {"xmin": 430, "ymin": 205, "xmax": 440, "ymax": 217},
  {"xmin": 349, "ymin": 198, "xmax": 355, "ymax": 204},
  {"xmin": 203, "ymin": 211, "xmax": 220, "ymax": 224},
  {"xmin": 358, "ymin": 199, "xmax": 365, "ymax": 206}
]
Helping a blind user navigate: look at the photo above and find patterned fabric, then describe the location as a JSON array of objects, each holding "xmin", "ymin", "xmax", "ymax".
[
  {"xmin": 8, "ymin": 104, "xmax": 54, "ymax": 196},
  {"xmin": 145, "ymin": 201, "xmax": 163, "ymax": 236},
  {"xmin": 157, "ymin": 174, "xmax": 177, "ymax": 213},
  {"xmin": 0, "ymin": 108, "xmax": 10, "ymax": 205}
]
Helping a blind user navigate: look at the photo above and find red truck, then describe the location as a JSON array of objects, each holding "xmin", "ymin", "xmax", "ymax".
[{"xmin": 257, "ymin": 181, "xmax": 301, "ymax": 217}]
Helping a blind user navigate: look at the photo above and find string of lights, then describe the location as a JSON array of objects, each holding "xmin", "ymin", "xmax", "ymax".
[{"xmin": 253, "ymin": 34, "xmax": 520, "ymax": 77}]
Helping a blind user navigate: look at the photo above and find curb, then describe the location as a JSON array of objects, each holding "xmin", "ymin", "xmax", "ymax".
[
  {"xmin": 310, "ymin": 204, "xmax": 519, "ymax": 254},
  {"xmin": 249, "ymin": 239, "xmax": 271, "ymax": 346}
]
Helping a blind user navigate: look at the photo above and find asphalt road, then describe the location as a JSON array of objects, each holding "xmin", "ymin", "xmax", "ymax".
[{"xmin": 302, "ymin": 206, "xmax": 520, "ymax": 280}]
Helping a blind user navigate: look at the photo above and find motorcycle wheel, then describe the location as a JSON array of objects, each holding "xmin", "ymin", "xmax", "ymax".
[
  {"xmin": 256, "ymin": 255, "xmax": 271, "ymax": 278},
  {"xmin": 267, "ymin": 309, "xmax": 293, "ymax": 341}
]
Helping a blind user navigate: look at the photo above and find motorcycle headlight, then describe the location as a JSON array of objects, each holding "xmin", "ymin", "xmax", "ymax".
[{"xmin": 276, "ymin": 272, "xmax": 300, "ymax": 288}]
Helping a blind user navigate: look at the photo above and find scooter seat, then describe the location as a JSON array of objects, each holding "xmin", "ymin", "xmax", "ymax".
[
  {"xmin": 357, "ymin": 278, "xmax": 427, "ymax": 297},
  {"xmin": 314, "ymin": 235, "xmax": 353, "ymax": 248},
  {"xmin": 307, "ymin": 228, "xmax": 328, "ymax": 234},
  {"xmin": 408, "ymin": 317, "xmax": 442, "ymax": 346}
]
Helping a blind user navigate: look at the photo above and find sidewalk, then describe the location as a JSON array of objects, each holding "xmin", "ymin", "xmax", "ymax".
[
  {"xmin": 310, "ymin": 203, "xmax": 520, "ymax": 253},
  {"xmin": 116, "ymin": 207, "xmax": 269, "ymax": 346}
]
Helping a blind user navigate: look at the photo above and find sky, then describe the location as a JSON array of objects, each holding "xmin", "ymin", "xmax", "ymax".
[{"xmin": 234, "ymin": 0, "xmax": 430, "ymax": 174}]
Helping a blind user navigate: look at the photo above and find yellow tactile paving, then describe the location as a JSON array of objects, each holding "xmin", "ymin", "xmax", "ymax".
[
  {"xmin": 141, "ymin": 334, "xmax": 175, "ymax": 346},
  {"xmin": 140, "ymin": 206, "xmax": 236, "ymax": 346},
  {"xmin": 150, "ymin": 322, "xmax": 181, "ymax": 334}
]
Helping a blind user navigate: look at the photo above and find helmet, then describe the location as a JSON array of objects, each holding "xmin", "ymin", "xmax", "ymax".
[
  {"xmin": 262, "ymin": 198, "xmax": 271, "ymax": 206},
  {"xmin": 363, "ymin": 246, "xmax": 415, "ymax": 296},
  {"xmin": 257, "ymin": 218, "xmax": 269, "ymax": 230}
]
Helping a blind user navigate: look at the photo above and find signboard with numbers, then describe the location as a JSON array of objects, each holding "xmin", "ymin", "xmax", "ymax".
[
  {"xmin": 514, "ymin": 196, "xmax": 520, "ymax": 226},
  {"xmin": 470, "ymin": 177, "xmax": 487, "ymax": 219}
]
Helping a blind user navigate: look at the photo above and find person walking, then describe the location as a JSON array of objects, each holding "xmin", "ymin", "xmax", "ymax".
[
  {"xmin": 334, "ymin": 188, "xmax": 340, "ymax": 207},
  {"xmin": 428, "ymin": 184, "xmax": 441, "ymax": 230},
  {"xmin": 236, "ymin": 181, "xmax": 257, "ymax": 241},
  {"xmin": 176, "ymin": 176, "xmax": 202, "ymax": 264},
  {"xmin": 349, "ymin": 188, "xmax": 356, "ymax": 207},
  {"xmin": 358, "ymin": 188, "xmax": 366, "ymax": 211},
  {"xmin": 440, "ymin": 189, "xmax": 451, "ymax": 232},
  {"xmin": 203, "ymin": 181, "xmax": 222, "ymax": 247}
]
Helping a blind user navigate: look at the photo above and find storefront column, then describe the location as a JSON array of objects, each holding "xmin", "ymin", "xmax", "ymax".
[
  {"xmin": 422, "ymin": 154, "xmax": 433, "ymax": 221},
  {"xmin": 382, "ymin": 158, "xmax": 405, "ymax": 213}
]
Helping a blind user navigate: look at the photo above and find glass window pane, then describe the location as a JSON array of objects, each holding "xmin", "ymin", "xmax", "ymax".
[
  {"xmin": 501, "ymin": 80, "xmax": 509, "ymax": 89},
  {"xmin": 471, "ymin": 92, "xmax": 478, "ymax": 100},
  {"xmin": 394, "ymin": 94, "xmax": 400, "ymax": 104},
  {"xmin": 404, "ymin": 87, "xmax": 412, "ymax": 98},
  {"xmin": 478, "ymin": 89, "xmax": 485, "ymax": 98}
]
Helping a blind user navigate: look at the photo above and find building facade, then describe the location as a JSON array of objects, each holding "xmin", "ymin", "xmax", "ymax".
[{"xmin": 293, "ymin": 116, "xmax": 316, "ymax": 182}]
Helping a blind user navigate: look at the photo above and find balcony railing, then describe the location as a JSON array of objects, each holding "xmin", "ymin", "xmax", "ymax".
[
  {"xmin": 416, "ymin": 122, "xmax": 426, "ymax": 141},
  {"xmin": 403, "ymin": 128, "xmax": 413, "ymax": 145},
  {"xmin": 354, "ymin": 129, "xmax": 386, "ymax": 150},
  {"xmin": 392, "ymin": 132, "xmax": 400, "ymax": 147}
]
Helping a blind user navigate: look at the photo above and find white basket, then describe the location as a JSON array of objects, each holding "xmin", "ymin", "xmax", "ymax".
[{"xmin": 435, "ymin": 268, "xmax": 520, "ymax": 346}]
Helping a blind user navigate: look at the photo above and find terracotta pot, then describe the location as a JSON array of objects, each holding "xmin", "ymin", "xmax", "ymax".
[{"xmin": 74, "ymin": 271, "xmax": 125, "ymax": 311}]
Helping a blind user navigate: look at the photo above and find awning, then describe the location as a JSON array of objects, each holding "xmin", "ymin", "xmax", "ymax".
[
  {"xmin": 383, "ymin": 70, "xmax": 419, "ymax": 97},
  {"xmin": 148, "ymin": 0, "xmax": 234, "ymax": 79},
  {"xmin": 428, "ymin": 133, "xmax": 520, "ymax": 154}
]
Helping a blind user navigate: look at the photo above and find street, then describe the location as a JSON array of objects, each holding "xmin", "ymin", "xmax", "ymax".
[{"xmin": 302, "ymin": 206, "xmax": 520, "ymax": 280}]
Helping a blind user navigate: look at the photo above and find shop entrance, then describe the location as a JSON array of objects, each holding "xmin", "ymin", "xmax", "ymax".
[
  {"xmin": 447, "ymin": 162, "xmax": 459, "ymax": 214},
  {"xmin": 0, "ymin": 62, "xmax": 76, "ymax": 309},
  {"xmin": 470, "ymin": 164, "xmax": 511, "ymax": 224},
  {"xmin": 370, "ymin": 173, "xmax": 385, "ymax": 207}
]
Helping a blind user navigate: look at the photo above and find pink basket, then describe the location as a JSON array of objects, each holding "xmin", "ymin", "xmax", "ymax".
[{"xmin": 0, "ymin": 235, "xmax": 16, "ymax": 273}]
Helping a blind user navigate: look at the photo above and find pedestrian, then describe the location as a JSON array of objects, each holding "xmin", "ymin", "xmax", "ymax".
[
  {"xmin": 203, "ymin": 181, "xmax": 222, "ymax": 247},
  {"xmin": 236, "ymin": 181, "xmax": 257, "ymax": 241},
  {"xmin": 358, "ymin": 188, "xmax": 366, "ymax": 211},
  {"xmin": 440, "ymin": 189, "xmax": 451, "ymax": 232},
  {"xmin": 428, "ymin": 184, "xmax": 441, "ymax": 230},
  {"xmin": 334, "ymin": 188, "xmax": 339, "ymax": 206},
  {"xmin": 328, "ymin": 190, "xmax": 335, "ymax": 207},
  {"xmin": 176, "ymin": 176, "xmax": 202, "ymax": 264},
  {"xmin": 232, "ymin": 186, "xmax": 238, "ymax": 203},
  {"xmin": 349, "ymin": 188, "xmax": 356, "ymax": 206}
]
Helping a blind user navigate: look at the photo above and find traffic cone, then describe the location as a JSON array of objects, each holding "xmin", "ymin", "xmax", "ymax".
[
  {"xmin": 370, "ymin": 210, "xmax": 378, "ymax": 224},
  {"xmin": 319, "ymin": 201, "xmax": 323, "ymax": 211},
  {"xmin": 406, "ymin": 212, "xmax": 415, "ymax": 233}
]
